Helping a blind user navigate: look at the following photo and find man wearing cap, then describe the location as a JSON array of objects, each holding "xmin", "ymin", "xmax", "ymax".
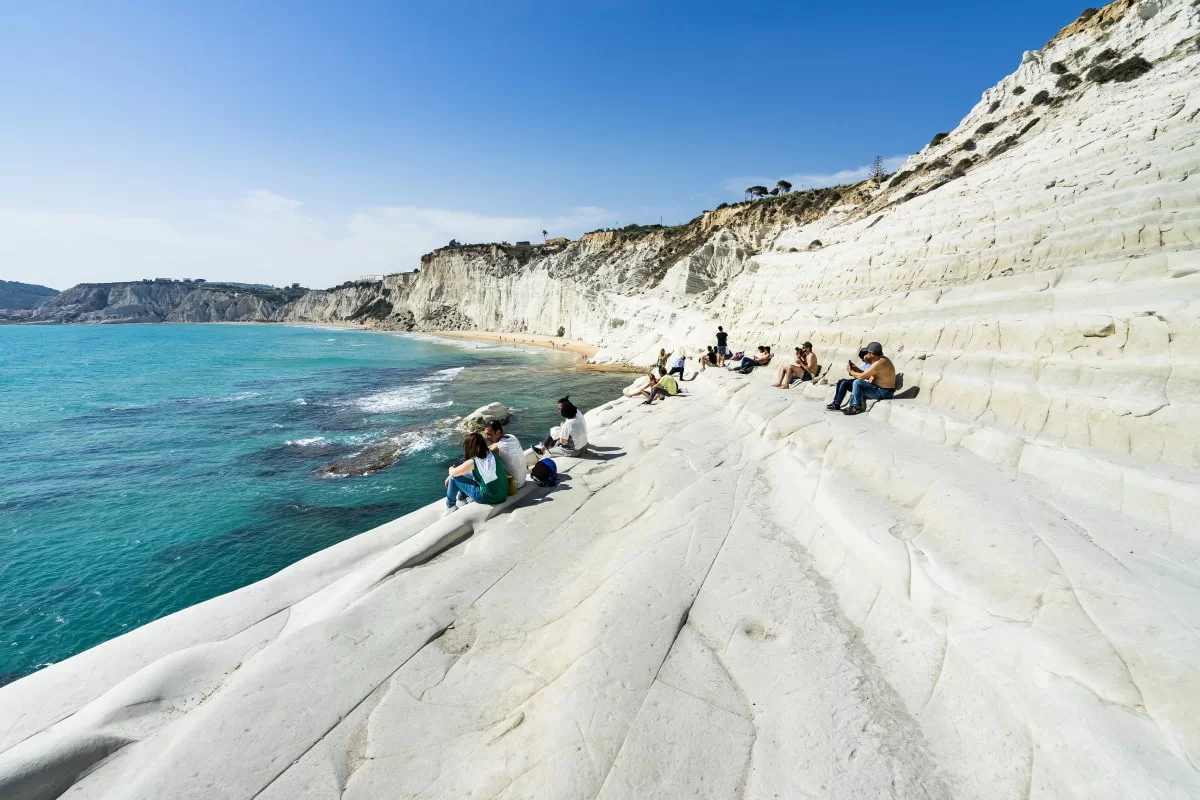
[{"xmin": 826, "ymin": 342, "xmax": 896, "ymax": 415}]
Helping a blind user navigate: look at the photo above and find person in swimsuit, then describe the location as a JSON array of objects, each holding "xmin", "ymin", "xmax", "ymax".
[
  {"xmin": 771, "ymin": 342, "xmax": 819, "ymax": 387},
  {"xmin": 731, "ymin": 346, "xmax": 771, "ymax": 373}
]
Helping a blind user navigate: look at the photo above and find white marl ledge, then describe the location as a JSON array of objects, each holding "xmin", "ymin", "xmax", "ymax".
[
  {"xmin": 4, "ymin": 1, "xmax": 1200, "ymax": 797},
  {"xmin": 1, "ymin": 371, "xmax": 1197, "ymax": 798}
]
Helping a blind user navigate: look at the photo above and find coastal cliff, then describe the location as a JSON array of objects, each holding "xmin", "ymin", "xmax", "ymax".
[
  {"xmin": 4, "ymin": 2, "xmax": 1200, "ymax": 798},
  {"xmin": 34, "ymin": 280, "xmax": 305, "ymax": 324}
]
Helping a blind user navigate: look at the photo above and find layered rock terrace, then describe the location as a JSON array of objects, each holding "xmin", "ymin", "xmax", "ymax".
[{"xmin": 6, "ymin": 1, "xmax": 1200, "ymax": 797}]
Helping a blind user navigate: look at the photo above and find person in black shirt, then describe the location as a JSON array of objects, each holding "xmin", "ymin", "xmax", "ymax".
[{"xmin": 715, "ymin": 326, "xmax": 729, "ymax": 366}]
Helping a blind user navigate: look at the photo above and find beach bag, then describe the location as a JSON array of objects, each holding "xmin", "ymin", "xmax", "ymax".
[
  {"xmin": 732, "ymin": 351, "xmax": 744, "ymax": 361},
  {"xmin": 530, "ymin": 457, "xmax": 558, "ymax": 487}
]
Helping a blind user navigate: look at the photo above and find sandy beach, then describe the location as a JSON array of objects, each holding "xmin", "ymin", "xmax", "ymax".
[{"xmin": 428, "ymin": 329, "xmax": 639, "ymax": 372}]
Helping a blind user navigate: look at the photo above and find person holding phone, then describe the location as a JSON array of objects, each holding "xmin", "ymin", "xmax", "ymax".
[{"xmin": 826, "ymin": 342, "xmax": 896, "ymax": 414}]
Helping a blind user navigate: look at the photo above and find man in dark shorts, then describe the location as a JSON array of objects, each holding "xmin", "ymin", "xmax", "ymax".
[{"xmin": 715, "ymin": 326, "xmax": 729, "ymax": 366}]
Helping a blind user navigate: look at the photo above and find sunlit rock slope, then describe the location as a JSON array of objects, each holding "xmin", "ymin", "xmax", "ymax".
[{"xmin": 4, "ymin": 1, "xmax": 1200, "ymax": 798}]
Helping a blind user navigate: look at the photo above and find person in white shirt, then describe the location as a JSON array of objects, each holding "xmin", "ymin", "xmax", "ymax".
[
  {"xmin": 483, "ymin": 421, "xmax": 526, "ymax": 488},
  {"xmin": 534, "ymin": 395, "xmax": 589, "ymax": 456},
  {"xmin": 667, "ymin": 354, "xmax": 686, "ymax": 379}
]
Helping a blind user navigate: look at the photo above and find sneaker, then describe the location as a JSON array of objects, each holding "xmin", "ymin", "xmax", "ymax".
[
  {"xmin": 532, "ymin": 444, "xmax": 546, "ymax": 456},
  {"xmin": 843, "ymin": 405, "xmax": 864, "ymax": 416},
  {"xmin": 825, "ymin": 403, "xmax": 842, "ymax": 411},
  {"xmin": 442, "ymin": 505, "xmax": 458, "ymax": 517}
]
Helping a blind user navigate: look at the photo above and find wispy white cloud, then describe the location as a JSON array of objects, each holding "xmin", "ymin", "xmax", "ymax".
[
  {"xmin": 0, "ymin": 195, "xmax": 614, "ymax": 290},
  {"xmin": 723, "ymin": 155, "xmax": 910, "ymax": 197}
]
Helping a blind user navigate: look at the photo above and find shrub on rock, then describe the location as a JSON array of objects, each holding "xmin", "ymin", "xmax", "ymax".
[
  {"xmin": 1089, "ymin": 55, "xmax": 1153, "ymax": 83},
  {"xmin": 1031, "ymin": 90, "xmax": 1053, "ymax": 105},
  {"xmin": 1057, "ymin": 73, "xmax": 1082, "ymax": 90}
]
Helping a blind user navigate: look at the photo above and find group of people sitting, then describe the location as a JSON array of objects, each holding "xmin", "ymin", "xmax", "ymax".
[
  {"xmin": 443, "ymin": 396, "xmax": 588, "ymax": 516},
  {"xmin": 674, "ymin": 332, "xmax": 899, "ymax": 418},
  {"xmin": 634, "ymin": 366, "xmax": 682, "ymax": 405},
  {"xmin": 699, "ymin": 345, "xmax": 773, "ymax": 374}
]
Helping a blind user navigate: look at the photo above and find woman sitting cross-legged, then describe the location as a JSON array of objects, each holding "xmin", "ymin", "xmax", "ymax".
[{"xmin": 444, "ymin": 432, "xmax": 510, "ymax": 516}]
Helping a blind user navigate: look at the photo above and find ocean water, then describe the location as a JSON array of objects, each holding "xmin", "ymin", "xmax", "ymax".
[{"xmin": 0, "ymin": 324, "xmax": 633, "ymax": 684}]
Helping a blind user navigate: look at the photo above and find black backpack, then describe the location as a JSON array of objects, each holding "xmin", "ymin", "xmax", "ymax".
[{"xmin": 530, "ymin": 457, "xmax": 558, "ymax": 487}]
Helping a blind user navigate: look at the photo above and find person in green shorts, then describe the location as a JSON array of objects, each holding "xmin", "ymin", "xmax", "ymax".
[{"xmin": 444, "ymin": 432, "xmax": 509, "ymax": 515}]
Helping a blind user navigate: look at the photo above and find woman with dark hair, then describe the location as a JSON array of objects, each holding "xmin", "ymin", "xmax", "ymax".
[
  {"xmin": 730, "ymin": 346, "xmax": 772, "ymax": 374},
  {"xmin": 444, "ymin": 432, "xmax": 510, "ymax": 516},
  {"xmin": 533, "ymin": 395, "xmax": 589, "ymax": 456}
]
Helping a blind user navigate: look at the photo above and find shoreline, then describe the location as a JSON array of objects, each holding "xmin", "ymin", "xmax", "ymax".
[{"xmin": 427, "ymin": 329, "xmax": 638, "ymax": 373}]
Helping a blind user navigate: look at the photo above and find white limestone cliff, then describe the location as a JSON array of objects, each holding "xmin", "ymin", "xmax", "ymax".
[{"xmin": 3, "ymin": 1, "xmax": 1199, "ymax": 797}]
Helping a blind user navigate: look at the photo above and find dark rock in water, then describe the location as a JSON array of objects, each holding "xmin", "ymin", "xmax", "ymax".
[{"xmin": 316, "ymin": 436, "xmax": 411, "ymax": 477}]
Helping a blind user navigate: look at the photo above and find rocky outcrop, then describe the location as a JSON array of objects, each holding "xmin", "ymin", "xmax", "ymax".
[
  {"xmin": 458, "ymin": 401, "xmax": 512, "ymax": 433},
  {"xmin": 29, "ymin": 281, "xmax": 301, "ymax": 324}
]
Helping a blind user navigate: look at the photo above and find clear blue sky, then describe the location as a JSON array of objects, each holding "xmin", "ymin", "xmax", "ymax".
[{"xmin": 0, "ymin": 0, "xmax": 1089, "ymax": 288}]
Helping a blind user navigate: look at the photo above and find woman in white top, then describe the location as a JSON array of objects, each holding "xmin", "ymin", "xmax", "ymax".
[
  {"xmin": 534, "ymin": 395, "xmax": 588, "ymax": 456},
  {"xmin": 444, "ymin": 432, "xmax": 509, "ymax": 515}
]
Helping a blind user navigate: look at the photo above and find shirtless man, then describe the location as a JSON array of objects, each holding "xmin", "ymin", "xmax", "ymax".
[
  {"xmin": 771, "ymin": 342, "xmax": 819, "ymax": 387},
  {"xmin": 826, "ymin": 341, "xmax": 896, "ymax": 415}
]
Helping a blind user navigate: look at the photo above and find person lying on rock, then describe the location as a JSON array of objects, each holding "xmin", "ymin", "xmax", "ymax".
[
  {"xmin": 444, "ymin": 432, "xmax": 510, "ymax": 516},
  {"xmin": 826, "ymin": 341, "xmax": 896, "ymax": 415},
  {"xmin": 643, "ymin": 367, "xmax": 680, "ymax": 405},
  {"xmin": 731, "ymin": 346, "xmax": 772, "ymax": 374},
  {"xmin": 484, "ymin": 421, "xmax": 526, "ymax": 491},
  {"xmin": 667, "ymin": 353, "xmax": 686, "ymax": 379},
  {"xmin": 771, "ymin": 342, "xmax": 819, "ymax": 388},
  {"xmin": 533, "ymin": 395, "xmax": 589, "ymax": 456}
]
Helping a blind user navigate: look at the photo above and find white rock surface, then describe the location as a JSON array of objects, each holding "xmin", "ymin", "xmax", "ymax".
[
  {"xmin": 4, "ymin": 2, "xmax": 1200, "ymax": 797},
  {"xmin": 3, "ymin": 369, "xmax": 1198, "ymax": 798}
]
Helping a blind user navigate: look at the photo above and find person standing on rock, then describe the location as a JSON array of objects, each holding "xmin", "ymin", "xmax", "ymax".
[
  {"xmin": 667, "ymin": 353, "xmax": 686, "ymax": 380},
  {"xmin": 484, "ymin": 421, "xmax": 526, "ymax": 490},
  {"xmin": 827, "ymin": 342, "xmax": 896, "ymax": 415},
  {"xmin": 444, "ymin": 433, "xmax": 510, "ymax": 515},
  {"xmin": 715, "ymin": 326, "xmax": 729, "ymax": 365},
  {"xmin": 534, "ymin": 396, "xmax": 589, "ymax": 456}
]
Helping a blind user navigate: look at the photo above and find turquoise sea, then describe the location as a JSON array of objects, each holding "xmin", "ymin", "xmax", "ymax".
[{"xmin": 0, "ymin": 324, "xmax": 633, "ymax": 684}]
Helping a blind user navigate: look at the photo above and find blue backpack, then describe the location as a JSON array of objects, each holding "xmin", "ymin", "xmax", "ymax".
[{"xmin": 530, "ymin": 457, "xmax": 558, "ymax": 487}]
